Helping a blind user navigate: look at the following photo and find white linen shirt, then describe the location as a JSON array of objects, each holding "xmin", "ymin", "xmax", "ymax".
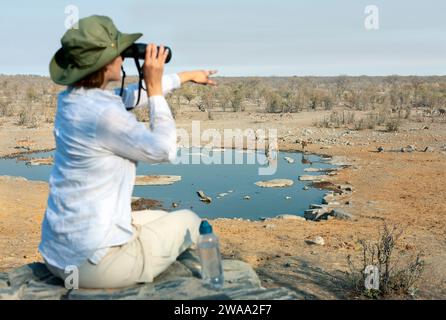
[{"xmin": 39, "ymin": 74, "xmax": 181, "ymax": 270}]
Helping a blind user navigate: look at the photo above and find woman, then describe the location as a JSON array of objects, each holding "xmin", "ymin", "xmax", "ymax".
[{"xmin": 40, "ymin": 15, "xmax": 217, "ymax": 289}]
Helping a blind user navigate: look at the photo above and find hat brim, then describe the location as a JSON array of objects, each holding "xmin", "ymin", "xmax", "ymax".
[{"xmin": 50, "ymin": 32, "xmax": 142, "ymax": 86}]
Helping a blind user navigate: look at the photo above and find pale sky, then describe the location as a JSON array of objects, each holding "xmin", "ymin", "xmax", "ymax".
[{"xmin": 1, "ymin": 0, "xmax": 445, "ymax": 76}]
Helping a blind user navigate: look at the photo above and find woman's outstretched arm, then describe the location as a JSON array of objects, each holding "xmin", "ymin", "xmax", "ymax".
[{"xmin": 178, "ymin": 70, "xmax": 218, "ymax": 86}]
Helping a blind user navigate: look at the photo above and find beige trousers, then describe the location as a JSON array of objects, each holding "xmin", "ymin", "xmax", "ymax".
[{"xmin": 45, "ymin": 209, "xmax": 202, "ymax": 289}]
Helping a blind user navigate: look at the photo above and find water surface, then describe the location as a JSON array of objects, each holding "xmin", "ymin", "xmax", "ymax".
[{"xmin": 0, "ymin": 148, "xmax": 334, "ymax": 219}]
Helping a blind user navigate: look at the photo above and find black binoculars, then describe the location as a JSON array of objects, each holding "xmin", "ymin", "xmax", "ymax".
[
  {"xmin": 121, "ymin": 43, "xmax": 172, "ymax": 63},
  {"xmin": 118, "ymin": 43, "xmax": 173, "ymax": 109}
]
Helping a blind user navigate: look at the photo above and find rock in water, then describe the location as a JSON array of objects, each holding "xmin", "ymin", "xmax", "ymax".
[
  {"xmin": 25, "ymin": 157, "xmax": 54, "ymax": 166},
  {"xmin": 303, "ymin": 168, "xmax": 323, "ymax": 172},
  {"xmin": 298, "ymin": 175, "xmax": 328, "ymax": 182},
  {"xmin": 131, "ymin": 198, "xmax": 164, "ymax": 211},
  {"xmin": 254, "ymin": 179, "xmax": 294, "ymax": 188},
  {"xmin": 135, "ymin": 175, "xmax": 181, "ymax": 186},
  {"xmin": 197, "ymin": 190, "xmax": 212, "ymax": 203},
  {"xmin": 284, "ymin": 157, "xmax": 295, "ymax": 164}
]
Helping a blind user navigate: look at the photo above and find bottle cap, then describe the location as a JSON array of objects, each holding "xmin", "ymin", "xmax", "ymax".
[{"xmin": 199, "ymin": 220, "xmax": 213, "ymax": 235}]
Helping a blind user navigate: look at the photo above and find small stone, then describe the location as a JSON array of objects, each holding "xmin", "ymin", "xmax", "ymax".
[
  {"xmin": 304, "ymin": 208, "xmax": 331, "ymax": 221},
  {"xmin": 197, "ymin": 190, "xmax": 212, "ymax": 203},
  {"xmin": 285, "ymin": 196, "xmax": 292, "ymax": 200},
  {"xmin": 276, "ymin": 214, "xmax": 305, "ymax": 221},
  {"xmin": 284, "ymin": 156, "xmax": 295, "ymax": 164},
  {"xmin": 243, "ymin": 196, "xmax": 251, "ymax": 200},
  {"xmin": 377, "ymin": 146, "xmax": 384, "ymax": 153},
  {"xmin": 305, "ymin": 236, "xmax": 325, "ymax": 246},
  {"xmin": 322, "ymin": 194, "xmax": 336, "ymax": 205},
  {"xmin": 332, "ymin": 209, "xmax": 353, "ymax": 220},
  {"xmin": 337, "ymin": 184, "xmax": 354, "ymax": 192},
  {"xmin": 171, "ymin": 202, "xmax": 179, "ymax": 208},
  {"xmin": 303, "ymin": 186, "xmax": 309, "ymax": 191}
]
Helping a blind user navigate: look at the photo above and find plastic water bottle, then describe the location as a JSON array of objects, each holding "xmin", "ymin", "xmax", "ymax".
[{"xmin": 197, "ymin": 220, "xmax": 224, "ymax": 289}]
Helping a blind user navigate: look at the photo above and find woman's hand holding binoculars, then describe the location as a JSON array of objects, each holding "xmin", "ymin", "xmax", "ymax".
[{"xmin": 143, "ymin": 43, "xmax": 169, "ymax": 97}]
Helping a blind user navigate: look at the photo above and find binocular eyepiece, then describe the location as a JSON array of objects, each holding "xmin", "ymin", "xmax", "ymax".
[{"xmin": 121, "ymin": 43, "xmax": 172, "ymax": 63}]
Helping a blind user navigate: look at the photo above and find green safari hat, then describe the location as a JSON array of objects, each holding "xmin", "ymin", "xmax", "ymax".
[{"xmin": 50, "ymin": 15, "xmax": 142, "ymax": 85}]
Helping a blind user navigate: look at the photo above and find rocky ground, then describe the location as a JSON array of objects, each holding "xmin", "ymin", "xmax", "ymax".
[{"xmin": 0, "ymin": 110, "xmax": 445, "ymax": 299}]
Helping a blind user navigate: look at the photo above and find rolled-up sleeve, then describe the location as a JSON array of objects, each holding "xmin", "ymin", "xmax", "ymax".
[
  {"xmin": 95, "ymin": 96, "xmax": 177, "ymax": 163},
  {"xmin": 115, "ymin": 73, "xmax": 181, "ymax": 109}
]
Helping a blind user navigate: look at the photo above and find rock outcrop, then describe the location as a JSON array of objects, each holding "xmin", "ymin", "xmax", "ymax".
[{"xmin": 0, "ymin": 250, "xmax": 299, "ymax": 300}]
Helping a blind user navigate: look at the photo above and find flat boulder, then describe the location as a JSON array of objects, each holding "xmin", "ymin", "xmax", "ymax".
[
  {"xmin": 332, "ymin": 209, "xmax": 354, "ymax": 220},
  {"xmin": 0, "ymin": 250, "xmax": 300, "ymax": 300},
  {"xmin": 303, "ymin": 168, "xmax": 323, "ymax": 172},
  {"xmin": 275, "ymin": 214, "xmax": 306, "ymax": 221},
  {"xmin": 135, "ymin": 175, "xmax": 181, "ymax": 186},
  {"xmin": 255, "ymin": 179, "xmax": 294, "ymax": 188},
  {"xmin": 298, "ymin": 175, "xmax": 328, "ymax": 182}
]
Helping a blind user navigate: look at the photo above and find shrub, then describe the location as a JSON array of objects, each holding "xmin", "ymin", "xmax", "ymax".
[
  {"xmin": 345, "ymin": 224, "xmax": 424, "ymax": 299},
  {"xmin": 0, "ymin": 100, "xmax": 14, "ymax": 117},
  {"xmin": 17, "ymin": 107, "xmax": 39, "ymax": 128},
  {"xmin": 386, "ymin": 119, "xmax": 400, "ymax": 132},
  {"xmin": 316, "ymin": 110, "xmax": 356, "ymax": 128}
]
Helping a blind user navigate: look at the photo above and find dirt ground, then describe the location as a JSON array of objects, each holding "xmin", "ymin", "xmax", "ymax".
[{"xmin": 0, "ymin": 110, "xmax": 445, "ymax": 299}]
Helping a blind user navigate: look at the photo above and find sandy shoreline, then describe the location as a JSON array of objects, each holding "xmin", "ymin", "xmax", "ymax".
[{"xmin": 0, "ymin": 111, "xmax": 445, "ymax": 299}]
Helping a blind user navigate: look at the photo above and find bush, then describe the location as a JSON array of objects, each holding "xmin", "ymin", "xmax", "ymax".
[
  {"xmin": 0, "ymin": 100, "xmax": 14, "ymax": 117},
  {"xmin": 386, "ymin": 119, "xmax": 400, "ymax": 132},
  {"xmin": 316, "ymin": 110, "xmax": 356, "ymax": 128},
  {"xmin": 17, "ymin": 107, "xmax": 39, "ymax": 128},
  {"xmin": 345, "ymin": 224, "xmax": 424, "ymax": 299}
]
